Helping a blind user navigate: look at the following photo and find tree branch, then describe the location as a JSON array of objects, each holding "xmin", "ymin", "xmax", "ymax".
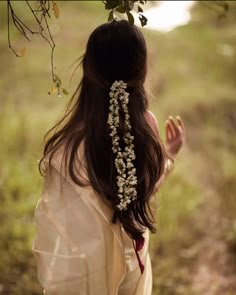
[{"xmin": 6, "ymin": 0, "xmax": 63, "ymax": 95}]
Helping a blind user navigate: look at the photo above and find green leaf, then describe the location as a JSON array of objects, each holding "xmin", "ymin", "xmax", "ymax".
[
  {"xmin": 139, "ymin": 13, "xmax": 148, "ymax": 27},
  {"xmin": 62, "ymin": 88, "xmax": 69, "ymax": 95},
  {"xmin": 127, "ymin": 2, "xmax": 134, "ymax": 10},
  {"xmin": 104, "ymin": 0, "xmax": 119, "ymax": 10},
  {"xmin": 127, "ymin": 11, "xmax": 134, "ymax": 25},
  {"xmin": 116, "ymin": 5, "xmax": 126, "ymax": 13},
  {"xmin": 108, "ymin": 10, "xmax": 114, "ymax": 21},
  {"xmin": 53, "ymin": 73, "xmax": 62, "ymax": 85},
  {"xmin": 138, "ymin": 5, "xmax": 143, "ymax": 13}
]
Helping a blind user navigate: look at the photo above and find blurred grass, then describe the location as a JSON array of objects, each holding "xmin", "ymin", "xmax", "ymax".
[{"xmin": 0, "ymin": 1, "xmax": 235, "ymax": 294}]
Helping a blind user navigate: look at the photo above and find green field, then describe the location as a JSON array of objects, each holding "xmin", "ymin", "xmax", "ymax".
[{"xmin": 0, "ymin": 1, "xmax": 236, "ymax": 294}]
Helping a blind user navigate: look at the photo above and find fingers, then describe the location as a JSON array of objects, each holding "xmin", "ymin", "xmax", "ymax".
[
  {"xmin": 165, "ymin": 116, "xmax": 185, "ymax": 140},
  {"xmin": 165, "ymin": 120, "xmax": 173, "ymax": 140},
  {"xmin": 165, "ymin": 116, "xmax": 185, "ymax": 156},
  {"xmin": 176, "ymin": 116, "xmax": 185, "ymax": 135},
  {"xmin": 168, "ymin": 116, "xmax": 179, "ymax": 137},
  {"xmin": 165, "ymin": 116, "xmax": 179, "ymax": 138}
]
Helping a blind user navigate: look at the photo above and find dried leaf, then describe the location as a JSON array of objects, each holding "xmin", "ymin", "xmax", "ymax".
[
  {"xmin": 20, "ymin": 47, "xmax": 26, "ymax": 57},
  {"xmin": 52, "ymin": 0, "xmax": 59, "ymax": 19},
  {"xmin": 48, "ymin": 86, "xmax": 57, "ymax": 95}
]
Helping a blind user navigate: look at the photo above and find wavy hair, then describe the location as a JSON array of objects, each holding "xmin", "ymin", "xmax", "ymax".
[{"xmin": 39, "ymin": 20, "xmax": 166, "ymax": 240}]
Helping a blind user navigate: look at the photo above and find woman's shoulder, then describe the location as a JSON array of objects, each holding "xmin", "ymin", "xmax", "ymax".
[
  {"xmin": 40, "ymin": 144, "xmax": 65, "ymax": 175},
  {"xmin": 41, "ymin": 141, "xmax": 90, "ymax": 191}
]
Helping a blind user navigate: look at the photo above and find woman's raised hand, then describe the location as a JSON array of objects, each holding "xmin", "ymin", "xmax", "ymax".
[{"xmin": 165, "ymin": 116, "xmax": 185, "ymax": 157}]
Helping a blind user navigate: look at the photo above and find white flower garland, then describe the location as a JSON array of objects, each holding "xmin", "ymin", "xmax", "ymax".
[{"xmin": 107, "ymin": 80, "xmax": 138, "ymax": 211}]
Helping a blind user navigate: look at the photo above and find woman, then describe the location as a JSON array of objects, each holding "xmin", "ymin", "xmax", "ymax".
[{"xmin": 32, "ymin": 20, "xmax": 185, "ymax": 295}]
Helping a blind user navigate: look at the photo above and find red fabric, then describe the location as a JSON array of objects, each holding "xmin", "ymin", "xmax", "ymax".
[
  {"xmin": 134, "ymin": 235, "xmax": 145, "ymax": 274},
  {"xmin": 135, "ymin": 236, "xmax": 145, "ymax": 251}
]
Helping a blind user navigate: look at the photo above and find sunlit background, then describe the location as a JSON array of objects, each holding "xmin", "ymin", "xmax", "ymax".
[
  {"xmin": 137, "ymin": 1, "xmax": 195, "ymax": 31},
  {"xmin": 0, "ymin": 1, "xmax": 236, "ymax": 294}
]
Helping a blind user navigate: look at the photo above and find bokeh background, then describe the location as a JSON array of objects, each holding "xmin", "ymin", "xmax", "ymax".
[{"xmin": 0, "ymin": 1, "xmax": 236, "ymax": 294}]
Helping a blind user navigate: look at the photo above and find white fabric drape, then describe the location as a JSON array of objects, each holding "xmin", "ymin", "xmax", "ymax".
[{"xmin": 32, "ymin": 145, "xmax": 153, "ymax": 295}]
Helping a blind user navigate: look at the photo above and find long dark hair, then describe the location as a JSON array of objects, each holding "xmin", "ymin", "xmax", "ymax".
[{"xmin": 39, "ymin": 20, "xmax": 166, "ymax": 240}]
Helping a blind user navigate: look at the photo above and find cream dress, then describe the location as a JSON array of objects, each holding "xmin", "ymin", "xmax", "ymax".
[{"xmin": 32, "ymin": 142, "xmax": 154, "ymax": 295}]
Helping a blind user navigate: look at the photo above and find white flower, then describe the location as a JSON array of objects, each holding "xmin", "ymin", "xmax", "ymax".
[{"xmin": 107, "ymin": 80, "xmax": 138, "ymax": 211}]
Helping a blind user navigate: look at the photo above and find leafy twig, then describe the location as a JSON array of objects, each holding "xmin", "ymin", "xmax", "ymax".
[
  {"xmin": 6, "ymin": 0, "xmax": 68, "ymax": 96},
  {"xmin": 103, "ymin": 0, "xmax": 148, "ymax": 27}
]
